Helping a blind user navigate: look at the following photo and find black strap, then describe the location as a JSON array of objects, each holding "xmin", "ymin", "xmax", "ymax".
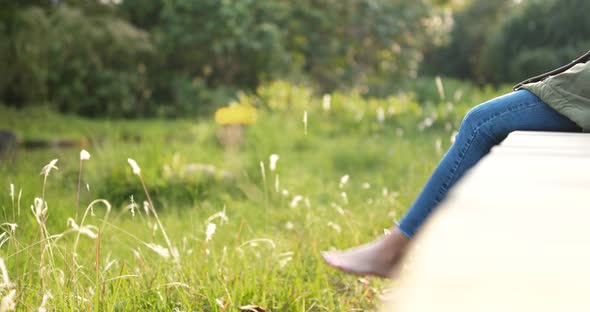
[{"xmin": 513, "ymin": 50, "xmax": 590, "ymax": 90}]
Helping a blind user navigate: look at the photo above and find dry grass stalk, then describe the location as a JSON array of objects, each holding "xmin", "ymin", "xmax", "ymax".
[{"xmin": 128, "ymin": 159, "xmax": 179, "ymax": 263}]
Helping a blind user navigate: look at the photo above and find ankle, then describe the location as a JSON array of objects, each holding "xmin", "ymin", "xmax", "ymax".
[{"xmin": 384, "ymin": 228, "xmax": 411, "ymax": 256}]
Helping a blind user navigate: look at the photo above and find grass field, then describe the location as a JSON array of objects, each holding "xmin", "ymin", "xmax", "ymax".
[{"xmin": 0, "ymin": 81, "xmax": 506, "ymax": 311}]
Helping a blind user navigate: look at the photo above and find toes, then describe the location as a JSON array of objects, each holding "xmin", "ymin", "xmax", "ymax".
[
  {"xmin": 320, "ymin": 251, "xmax": 333, "ymax": 264},
  {"xmin": 321, "ymin": 251, "xmax": 340, "ymax": 268}
]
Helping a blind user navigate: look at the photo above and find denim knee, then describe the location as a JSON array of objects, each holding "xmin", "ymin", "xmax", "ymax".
[
  {"xmin": 457, "ymin": 102, "xmax": 509, "ymax": 145},
  {"xmin": 457, "ymin": 105, "xmax": 491, "ymax": 143}
]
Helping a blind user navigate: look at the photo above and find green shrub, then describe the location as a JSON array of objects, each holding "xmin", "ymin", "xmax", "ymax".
[
  {"xmin": 1, "ymin": 0, "xmax": 446, "ymax": 116},
  {"xmin": 424, "ymin": 0, "xmax": 590, "ymax": 84},
  {"xmin": 421, "ymin": 0, "xmax": 514, "ymax": 82},
  {"xmin": 0, "ymin": 6, "xmax": 155, "ymax": 117},
  {"xmin": 481, "ymin": 0, "xmax": 590, "ymax": 83}
]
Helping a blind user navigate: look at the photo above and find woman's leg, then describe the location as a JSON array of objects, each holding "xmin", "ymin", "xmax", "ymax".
[{"xmin": 322, "ymin": 90, "xmax": 582, "ymax": 277}]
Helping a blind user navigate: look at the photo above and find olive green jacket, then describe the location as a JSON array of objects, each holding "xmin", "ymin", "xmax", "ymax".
[{"xmin": 514, "ymin": 50, "xmax": 590, "ymax": 129}]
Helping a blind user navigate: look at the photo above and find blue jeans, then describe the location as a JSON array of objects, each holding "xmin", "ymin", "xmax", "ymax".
[{"xmin": 398, "ymin": 90, "xmax": 582, "ymax": 237}]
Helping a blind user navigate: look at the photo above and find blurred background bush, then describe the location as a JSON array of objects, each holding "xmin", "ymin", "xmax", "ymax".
[
  {"xmin": 422, "ymin": 0, "xmax": 590, "ymax": 84},
  {"xmin": 0, "ymin": 0, "xmax": 588, "ymax": 118}
]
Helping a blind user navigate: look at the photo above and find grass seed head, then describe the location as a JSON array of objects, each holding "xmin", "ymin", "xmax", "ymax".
[
  {"xmin": 285, "ymin": 222, "xmax": 294, "ymax": 230},
  {"xmin": 435, "ymin": 137, "xmax": 443, "ymax": 155},
  {"xmin": 144, "ymin": 243, "xmax": 170, "ymax": 258},
  {"xmin": 435, "ymin": 75, "xmax": 445, "ymax": 100},
  {"xmin": 143, "ymin": 201, "xmax": 150, "ymax": 215},
  {"xmin": 205, "ymin": 223, "xmax": 216, "ymax": 242},
  {"xmin": 327, "ymin": 222, "xmax": 342, "ymax": 233},
  {"xmin": 339, "ymin": 175, "xmax": 349, "ymax": 188},
  {"xmin": 67, "ymin": 218, "xmax": 98, "ymax": 239},
  {"xmin": 278, "ymin": 254, "xmax": 293, "ymax": 268},
  {"xmin": 0, "ymin": 258, "xmax": 12, "ymax": 289},
  {"xmin": 32, "ymin": 198, "xmax": 47, "ymax": 221},
  {"xmin": 127, "ymin": 158, "xmax": 141, "ymax": 175},
  {"xmin": 40, "ymin": 159, "xmax": 59, "ymax": 177},
  {"xmin": 38, "ymin": 291, "xmax": 53, "ymax": 312},
  {"xmin": 331, "ymin": 203, "xmax": 345, "ymax": 215},
  {"xmin": 269, "ymin": 154, "xmax": 279, "ymax": 171},
  {"xmin": 0, "ymin": 289, "xmax": 16, "ymax": 312},
  {"xmin": 205, "ymin": 207, "xmax": 228, "ymax": 225},
  {"xmin": 322, "ymin": 94, "xmax": 331, "ymax": 111},
  {"xmin": 126, "ymin": 195, "xmax": 137, "ymax": 217},
  {"xmin": 0, "ymin": 234, "xmax": 8, "ymax": 249},
  {"xmin": 289, "ymin": 195, "xmax": 303, "ymax": 208},
  {"xmin": 0, "ymin": 224, "xmax": 17, "ymax": 235},
  {"xmin": 80, "ymin": 149, "xmax": 91, "ymax": 161}
]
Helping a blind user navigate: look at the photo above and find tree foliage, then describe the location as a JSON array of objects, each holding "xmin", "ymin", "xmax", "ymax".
[
  {"xmin": 0, "ymin": 0, "xmax": 440, "ymax": 117},
  {"xmin": 424, "ymin": 0, "xmax": 590, "ymax": 84},
  {"xmin": 421, "ymin": 0, "xmax": 515, "ymax": 83},
  {"xmin": 283, "ymin": 0, "xmax": 437, "ymax": 91},
  {"xmin": 1, "ymin": 4, "xmax": 154, "ymax": 117},
  {"xmin": 480, "ymin": 0, "xmax": 590, "ymax": 83}
]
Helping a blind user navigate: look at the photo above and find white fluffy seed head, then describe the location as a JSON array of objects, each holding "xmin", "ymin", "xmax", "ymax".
[
  {"xmin": 143, "ymin": 201, "xmax": 150, "ymax": 215},
  {"xmin": 126, "ymin": 196, "xmax": 137, "ymax": 217},
  {"xmin": 259, "ymin": 161, "xmax": 265, "ymax": 177},
  {"xmin": 0, "ymin": 289, "xmax": 16, "ymax": 311},
  {"xmin": 80, "ymin": 149, "xmax": 91, "ymax": 161},
  {"xmin": 144, "ymin": 243, "xmax": 170, "ymax": 258},
  {"xmin": 9, "ymin": 184, "xmax": 13, "ymax": 201},
  {"xmin": 279, "ymin": 256, "xmax": 292, "ymax": 268},
  {"xmin": 205, "ymin": 223, "xmax": 216, "ymax": 242},
  {"xmin": 339, "ymin": 175, "xmax": 349, "ymax": 188},
  {"xmin": 127, "ymin": 158, "xmax": 141, "ymax": 175},
  {"xmin": 32, "ymin": 197, "xmax": 47, "ymax": 220},
  {"xmin": 0, "ymin": 223, "xmax": 17, "ymax": 234},
  {"xmin": 0, "ymin": 257, "xmax": 12, "ymax": 288},
  {"xmin": 322, "ymin": 94, "xmax": 331, "ymax": 111},
  {"xmin": 269, "ymin": 154, "xmax": 279, "ymax": 171},
  {"xmin": 289, "ymin": 195, "xmax": 303, "ymax": 208},
  {"xmin": 327, "ymin": 222, "xmax": 342, "ymax": 233},
  {"xmin": 435, "ymin": 137, "xmax": 443, "ymax": 154},
  {"xmin": 435, "ymin": 75, "xmax": 445, "ymax": 100},
  {"xmin": 38, "ymin": 291, "xmax": 53, "ymax": 312},
  {"xmin": 40, "ymin": 159, "xmax": 59, "ymax": 177},
  {"xmin": 205, "ymin": 208, "xmax": 228, "ymax": 225},
  {"xmin": 67, "ymin": 218, "xmax": 98, "ymax": 239}
]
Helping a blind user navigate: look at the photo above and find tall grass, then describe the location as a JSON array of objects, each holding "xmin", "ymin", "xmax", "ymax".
[{"xmin": 0, "ymin": 79, "xmax": 505, "ymax": 311}]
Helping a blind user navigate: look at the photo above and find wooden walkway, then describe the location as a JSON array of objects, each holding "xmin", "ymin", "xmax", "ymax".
[{"xmin": 383, "ymin": 131, "xmax": 590, "ymax": 311}]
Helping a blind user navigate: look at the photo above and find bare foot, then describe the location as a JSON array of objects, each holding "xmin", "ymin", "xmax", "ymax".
[{"xmin": 321, "ymin": 227, "xmax": 410, "ymax": 278}]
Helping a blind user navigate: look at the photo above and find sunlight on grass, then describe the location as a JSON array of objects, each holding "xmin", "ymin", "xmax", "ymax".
[{"xmin": 0, "ymin": 80, "xmax": 505, "ymax": 310}]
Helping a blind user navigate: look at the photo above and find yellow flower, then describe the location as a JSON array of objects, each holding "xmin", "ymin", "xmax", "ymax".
[{"xmin": 214, "ymin": 102, "xmax": 257, "ymax": 126}]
